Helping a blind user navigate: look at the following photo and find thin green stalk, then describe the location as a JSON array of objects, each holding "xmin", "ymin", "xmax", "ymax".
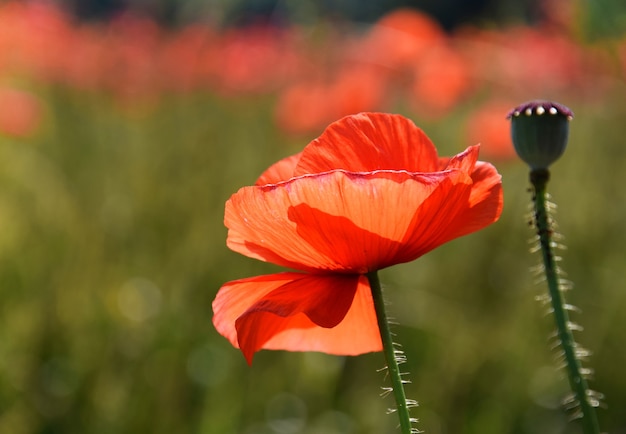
[
  {"xmin": 367, "ymin": 270, "xmax": 415, "ymax": 434},
  {"xmin": 530, "ymin": 169, "xmax": 600, "ymax": 434}
]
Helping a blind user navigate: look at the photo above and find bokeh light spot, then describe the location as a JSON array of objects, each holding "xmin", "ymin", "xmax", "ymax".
[
  {"xmin": 117, "ymin": 277, "xmax": 162, "ymax": 322},
  {"xmin": 186, "ymin": 343, "xmax": 233, "ymax": 387},
  {"xmin": 266, "ymin": 393, "xmax": 307, "ymax": 434}
]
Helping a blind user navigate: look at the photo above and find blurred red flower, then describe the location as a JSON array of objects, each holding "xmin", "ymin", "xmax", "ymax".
[
  {"xmin": 213, "ymin": 113, "xmax": 503, "ymax": 363},
  {"xmin": 458, "ymin": 25, "xmax": 586, "ymax": 97},
  {"xmin": 466, "ymin": 99, "xmax": 517, "ymax": 161},
  {"xmin": 275, "ymin": 64, "xmax": 387, "ymax": 135},
  {"xmin": 99, "ymin": 15, "xmax": 163, "ymax": 103},
  {"xmin": 409, "ymin": 44, "xmax": 472, "ymax": 119},
  {"xmin": 210, "ymin": 26, "xmax": 305, "ymax": 96},
  {"xmin": 158, "ymin": 25, "xmax": 217, "ymax": 93},
  {"xmin": 274, "ymin": 82, "xmax": 333, "ymax": 135},
  {"xmin": 0, "ymin": 2, "xmax": 72, "ymax": 80},
  {"xmin": 360, "ymin": 8, "xmax": 445, "ymax": 71},
  {"xmin": 0, "ymin": 86, "xmax": 42, "ymax": 138}
]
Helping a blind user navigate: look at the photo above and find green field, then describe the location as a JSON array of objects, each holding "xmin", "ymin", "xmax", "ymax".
[{"xmin": 1, "ymin": 2, "xmax": 626, "ymax": 433}]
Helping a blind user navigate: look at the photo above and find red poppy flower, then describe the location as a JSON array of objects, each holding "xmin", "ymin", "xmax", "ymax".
[{"xmin": 213, "ymin": 112, "xmax": 503, "ymax": 364}]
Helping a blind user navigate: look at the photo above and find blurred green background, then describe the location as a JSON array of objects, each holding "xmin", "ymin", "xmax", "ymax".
[{"xmin": 1, "ymin": 0, "xmax": 626, "ymax": 433}]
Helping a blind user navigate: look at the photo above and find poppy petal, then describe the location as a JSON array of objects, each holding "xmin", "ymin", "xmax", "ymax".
[
  {"xmin": 294, "ymin": 112, "xmax": 440, "ymax": 175},
  {"xmin": 392, "ymin": 173, "xmax": 475, "ymax": 262},
  {"xmin": 399, "ymin": 161, "xmax": 502, "ymax": 259},
  {"xmin": 225, "ymin": 169, "xmax": 472, "ymax": 272},
  {"xmin": 213, "ymin": 273, "xmax": 300, "ymax": 348},
  {"xmin": 440, "ymin": 144, "xmax": 480, "ymax": 173},
  {"xmin": 261, "ymin": 275, "xmax": 381, "ymax": 357},
  {"xmin": 256, "ymin": 152, "xmax": 302, "ymax": 185},
  {"xmin": 444, "ymin": 161, "xmax": 503, "ymax": 240},
  {"xmin": 212, "ymin": 273, "xmax": 380, "ymax": 364}
]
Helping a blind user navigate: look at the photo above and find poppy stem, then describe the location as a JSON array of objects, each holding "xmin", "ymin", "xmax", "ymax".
[
  {"xmin": 530, "ymin": 169, "xmax": 601, "ymax": 434},
  {"xmin": 367, "ymin": 270, "xmax": 416, "ymax": 434}
]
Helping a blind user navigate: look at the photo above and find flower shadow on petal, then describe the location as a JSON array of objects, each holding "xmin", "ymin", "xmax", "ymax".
[
  {"xmin": 235, "ymin": 274, "xmax": 360, "ymax": 363},
  {"xmin": 286, "ymin": 203, "xmax": 404, "ymax": 273}
]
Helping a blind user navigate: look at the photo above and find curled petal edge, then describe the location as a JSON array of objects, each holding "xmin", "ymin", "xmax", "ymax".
[{"xmin": 213, "ymin": 273, "xmax": 381, "ymax": 364}]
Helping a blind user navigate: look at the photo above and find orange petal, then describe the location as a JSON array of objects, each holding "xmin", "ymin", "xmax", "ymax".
[
  {"xmin": 212, "ymin": 273, "xmax": 380, "ymax": 364},
  {"xmin": 213, "ymin": 273, "xmax": 300, "ymax": 348},
  {"xmin": 399, "ymin": 161, "xmax": 502, "ymax": 259},
  {"xmin": 440, "ymin": 144, "xmax": 480, "ymax": 173},
  {"xmin": 392, "ymin": 172, "xmax": 475, "ymax": 261},
  {"xmin": 255, "ymin": 152, "xmax": 301, "ymax": 185},
  {"xmin": 225, "ymin": 169, "xmax": 473, "ymax": 272},
  {"xmin": 294, "ymin": 113, "xmax": 440, "ymax": 175},
  {"xmin": 261, "ymin": 275, "xmax": 381, "ymax": 356},
  {"xmin": 444, "ymin": 161, "xmax": 503, "ymax": 240}
]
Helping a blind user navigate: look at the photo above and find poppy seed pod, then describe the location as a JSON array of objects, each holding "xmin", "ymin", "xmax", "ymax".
[{"xmin": 507, "ymin": 101, "xmax": 573, "ymax": 170}]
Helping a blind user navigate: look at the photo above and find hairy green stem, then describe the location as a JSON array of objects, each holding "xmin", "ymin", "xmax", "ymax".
[
  {"xmin": 367, "ymin": 270, "xmax": 414, "ymax": 434},
  {"xmin": 530, "ymin": 169, "xmax": 600, "ymax": 434}
]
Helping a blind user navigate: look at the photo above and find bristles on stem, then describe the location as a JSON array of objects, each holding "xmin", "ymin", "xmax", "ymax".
[
  {"xmin": 368, "ymin": 271, "xmax": 419, "ymax": 434},
  {"xmin": 527, "ymin": 169, "xmax": 601, "ymax": 434}
]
